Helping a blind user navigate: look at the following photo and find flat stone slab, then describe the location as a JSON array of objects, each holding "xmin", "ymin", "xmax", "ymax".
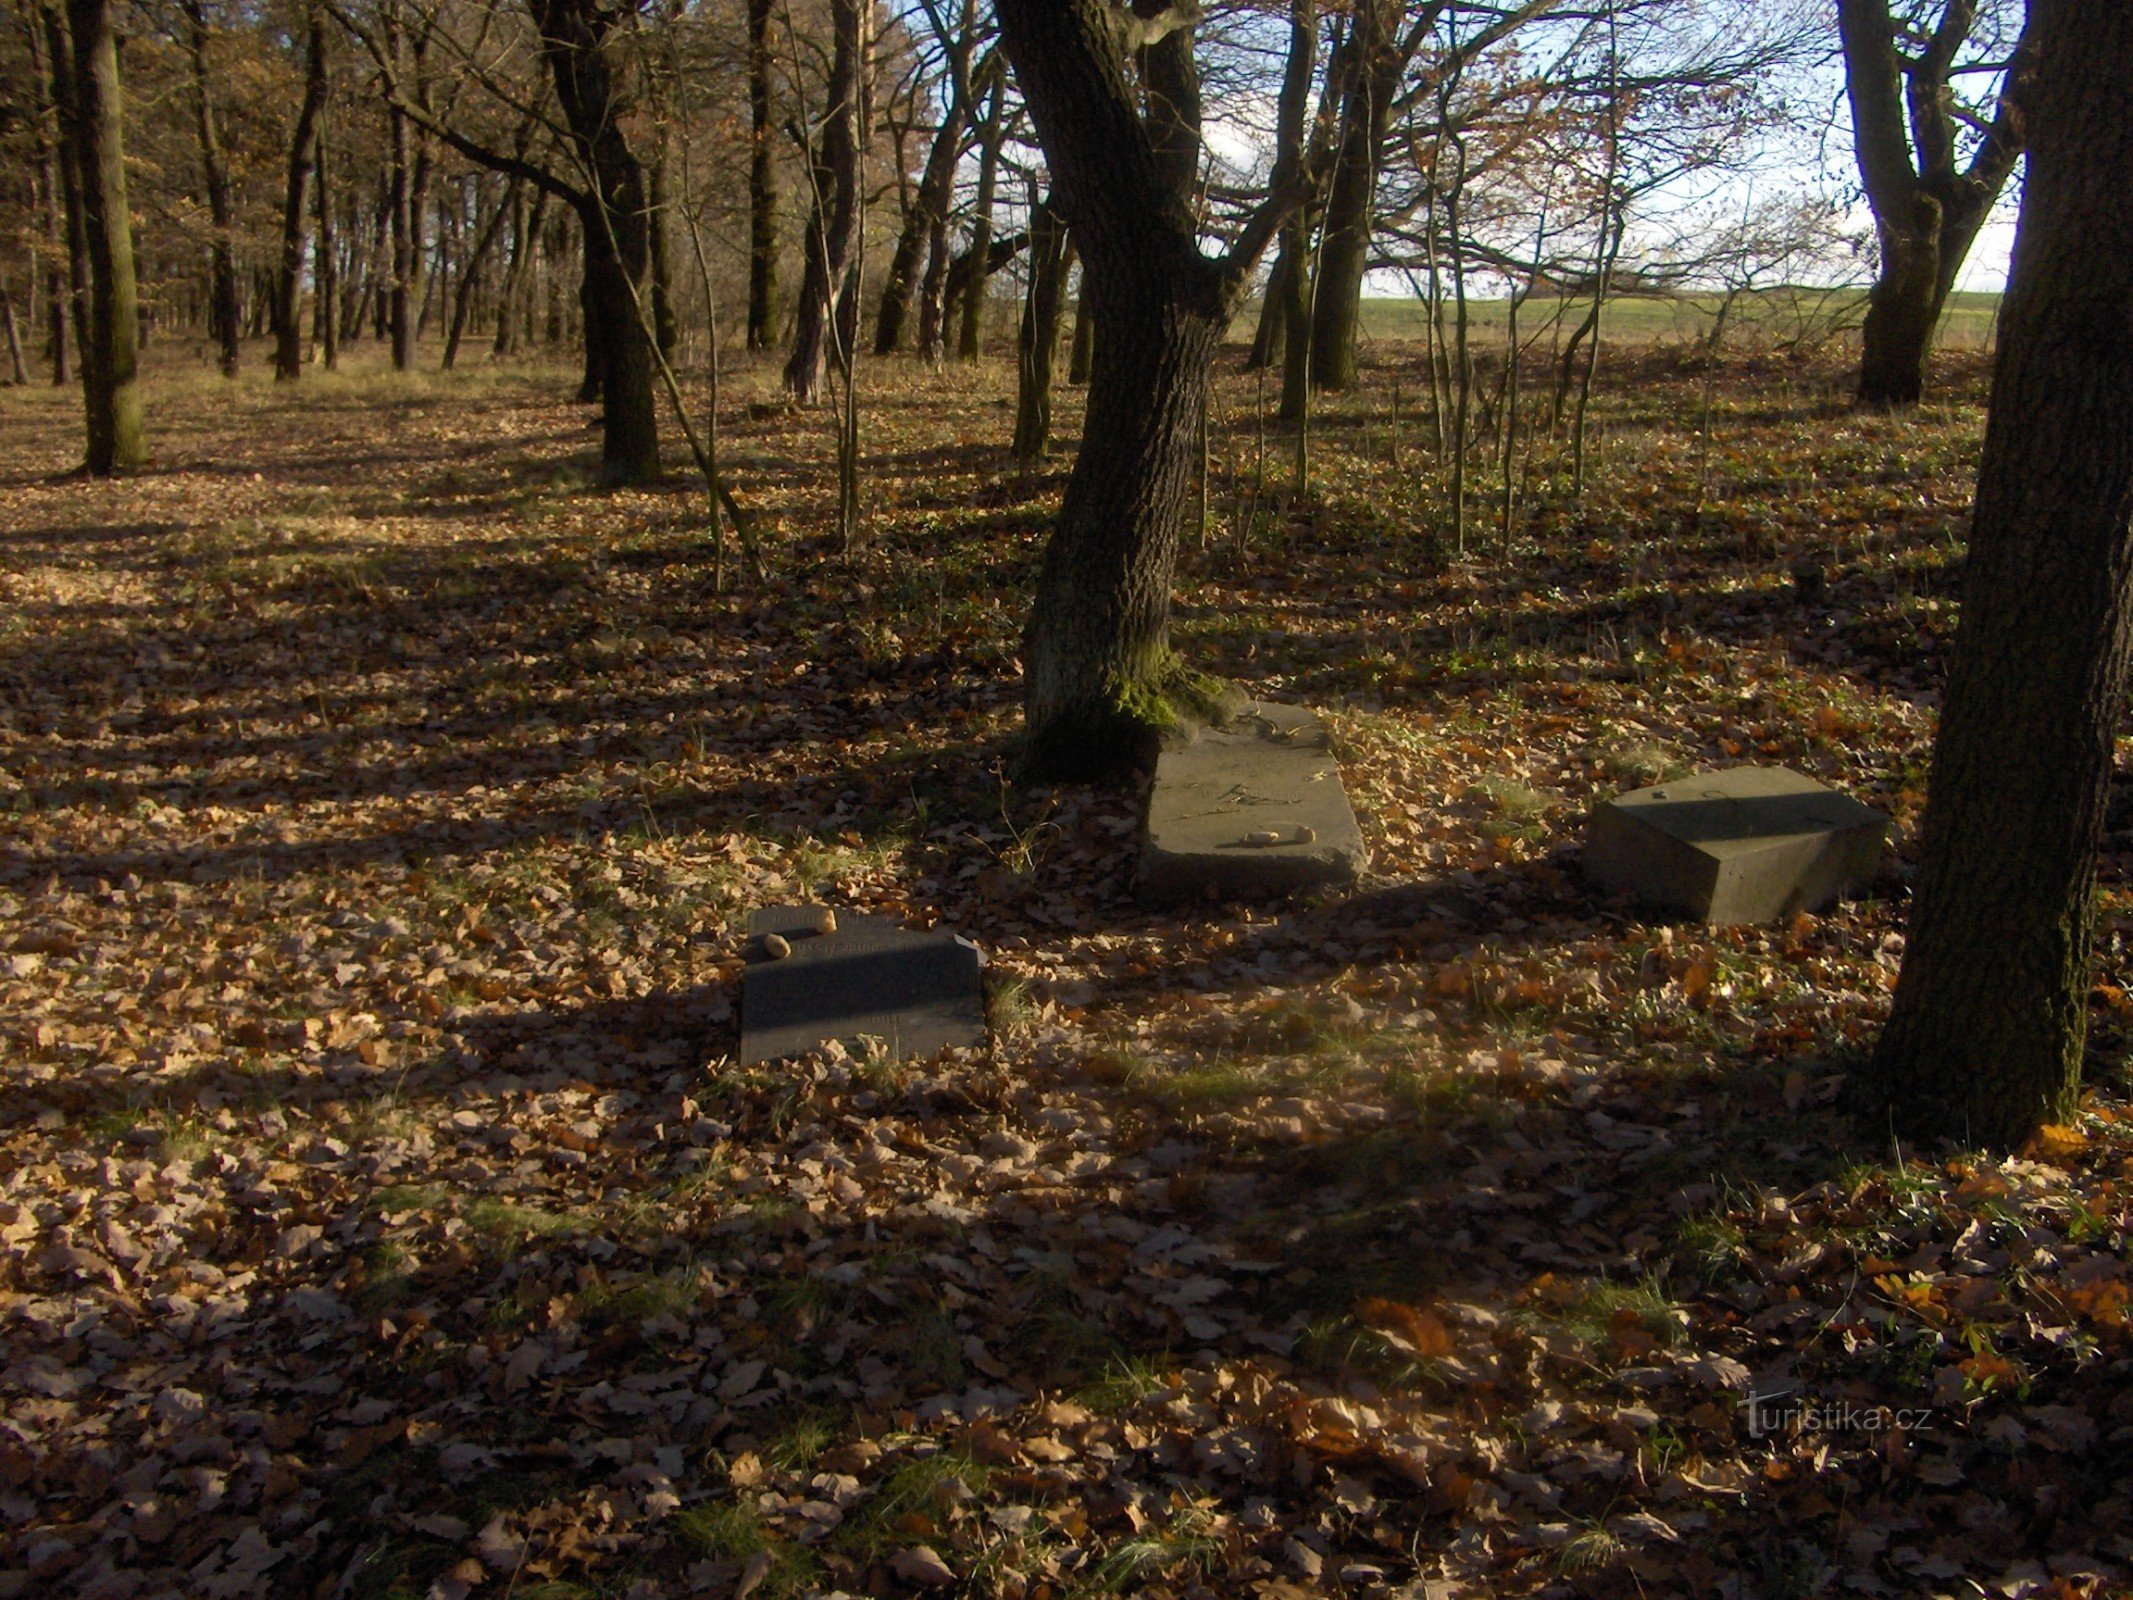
[
  {"xmin": 1137, "ymin": 701, "xmax": 1368, "ymax": 905},
  {"xmin": 1584, "ymin": 765, "xmax": 1887, "ymax": 926},
  {"xmin": 740, "ymin": 906, "xmax": 986, "ymax": 1064}
]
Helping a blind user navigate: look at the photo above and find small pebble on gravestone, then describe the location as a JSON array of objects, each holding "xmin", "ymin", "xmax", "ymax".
[
  {"xmin": 739, "ymin": 906, "xmax": 986, "ymax": 1064},
  {"xmin": 1139, "ymin": 702, "xmax": 1366, "ymax": 904}
]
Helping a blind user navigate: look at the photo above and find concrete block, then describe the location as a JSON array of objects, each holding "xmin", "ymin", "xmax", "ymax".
[
  {"xmin": 739, "ymin": 906, "xmax": 986, "ymax": 1064},
  {"xmin": 1583, "ymin": 765, "xmax": 1887, "ymax": 926},
  {"xmin": 1137, "ymin": 701, "xmax": 1368, "ymax": 905}
]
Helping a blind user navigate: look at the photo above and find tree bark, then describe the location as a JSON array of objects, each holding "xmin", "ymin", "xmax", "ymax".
[
  {"xmin": 274, "ymin": 17, "xmax": 329, "ymax": 381},
  {"xmin": 745, "ymin": 0, "xmax": 779, "ymax": 351},
  {"xmin": 1873, "ymin": 0, "xmax": 2133, "ymax": 1148},
  {"xmin": 444, "ymin": 178, "xmax": 513, "ymax": 370},
  {"xmin": 1, "ymin": 283, "xmax": 26, "ymax": 384},
  {"xmin": 876, "ymin": 104, "xmax": 965, "ymax": 354},
  {"xmin": 1838, "ymin": 0, "xmax": 2033, "ymax": 407},
  {"xmin": 994, "ymin": 0, "xmax": 1301, "ymax": 777},
  {"xmin": 531, "ymin": 0, "xmax": 659, "ymax": 483},
  {"xmin": 957, "ymin": 61, "xmax": 1005, "ymax": 361},
  {"xmin": 63, "ymin": 0, "xmax": 143, "ymax": 471},
  {"xmin": 1308, "ymin": 2, "xmax": 1408, "ymax": 393},
  {"xmin": 1067, "ymin": 288, "xmax": 1091, "ymax": 383},
  {"xmin": 783, "ymin": 0, "xmax": 865, "ymax": 402},
  {"xmin": 177, "ymin": 0, "xmax": 240, "ymax": 375},
  {"xmin": 314, "ymin": 94, "xmax": 338, "ymax": 369},
  {"xmin": 1012, "ymin": 196, "xmax": 1071, "ymax": 463},
  {"xmin": 24, "ymin": 6, "xmax": 72, "ymax": 385}
]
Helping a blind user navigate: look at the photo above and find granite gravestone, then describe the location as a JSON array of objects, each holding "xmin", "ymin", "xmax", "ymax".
[
  {"xmin": 739, "ymin": 906, "xmax": 987, "ymax": 1064},
  {"xmin": 1584, "ymin": 765, "xmax": 1887, "ymax": 926},
  {"xmin": 1137, "ymin": 701, "xmax": 1369, "ymax": 904}
]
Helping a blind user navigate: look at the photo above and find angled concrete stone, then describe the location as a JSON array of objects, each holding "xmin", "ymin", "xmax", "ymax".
[
  {"xmin": 1137, "ymin": 701, "xmax": 1368, "ymax": 905},
  {"xmin": 1583, "ymin": 765, "xmax": 1887, "ymax": 926},
  {"xmin": 740, "ymin": 906, "xmax": 986, "ymax": 1064}
]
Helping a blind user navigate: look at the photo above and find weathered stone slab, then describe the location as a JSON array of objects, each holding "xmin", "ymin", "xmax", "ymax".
[
  {"xmin": 1137, "ymin": 701, "xmax": 1368, "ymax": 905},
  {"xmin": 739, "ymin": 906, "xmax": 986, "ymax": 1064},
  {"xmin": 1583, "ymin": 765, "xmax": 1887, "ymax": 926}
]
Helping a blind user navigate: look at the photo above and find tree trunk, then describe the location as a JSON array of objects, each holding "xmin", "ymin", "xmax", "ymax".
[
  {"xmin": 1, "ymin": 283, "xmax": 26, "ymax": 384},
  {"xmin": 1067, "ymin": 289, "xmax": 1091, "ymax": 384},
  {"xmin": 783, "ymin": 0, "xmax": 864, "ymax": 402},
  {"xmin": 745, "ymin": 0, "xmax": 778, "ymax": 352},
  {"xmin": 180, "ymin": 0, "xmax": 240, "ymax": 376},
  {"xmin": 387, "ymin": 20, "xmax": 416, "ymax": 368},
  {"xmin": 1249, "ymin": 249, "xmax": 1290, "ymax": 370},
  {"xmin": 273, "ymin": 17, "xmax": 329, "ymax": 381},
  {"xmin": 958, "ymin": 63, "xmax": 1005, "ymax": 362},
  {"xmin": 63, "ymin": 0, "xmax": 144, "ymax": 471},
  {"xmin": 995, "ymin": 0, "xmax": 1300, "ymax": 776},
  {"xmin": 494, "ymin": 186, "xmax": 545, "ymax": 356},
  {"xmin": 314, "ymin": 101, "xmax": 338, "ymax": 369},
  {"xmin": 1838, "ymin": 0, "xmax": 2031, "ymax": 407},
  {"xmin": 444, "ymin": 178, "xmax": 513, "ymax": 370},
  {"xmin": 532, "ymin": 0, "xmax": 660, "ymax": 483},
  {"xmin": 1873, "ymin": 0, "xmax": 2133, "ymax": 1148},
  {"xmin": 24, "ymin": 6, "xmax": 72, "ymax": 385},
  {"xmin": 1248, "ymin": 0, "xmax": 1317, "ymax": 378},
  {"xmin": 1012, "ymin": 197, "xmax": 1071, "ymax": 463},
  {"xmin": 876, "ymin": 105, "xmax": 964, "ymax": 354},
  {"xmin": 1309, "ymin": 6, "xmax": 1395, "ymax": 394}
]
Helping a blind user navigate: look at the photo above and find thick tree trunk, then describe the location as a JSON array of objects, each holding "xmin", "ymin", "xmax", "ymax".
[
  {"xmin": 783, "ymin": 0, "xmax": 864, "ymax": 401},
  {"xmin": 1855, "ymin": 200, "xmax": 1946, "ymax": 408},
  {"xmin": 1309, "ymin": 9, "xmax": 1394, "ymax": 394},
  {"xmin": 273, "ymin": 19, "xmax": 329, "ymax": 381},
  {"xmin": 64, "ymin": 0, "xmax": 143, "ymax": 471},
  {"xmin": 995, "ymin": 0, "xmax": 1300, "ymax": 776},
  {"xmin": 179, "ymin": 0, "xmax": 239, "ymax": 376},
  {"xmin": 876, "ymin": 107, "xmax": 964, "ymax": 354},
  {"xmin": 1874, "ymin": 0, "xmax": 2133, "ymax": 1147},
  {"xmin": 1012, "ymin": 198, "xmax": 1071, "ymax": 463},
  {"xmin": 745, "ymin": 0, "xmax": 778, "ymax": 352},
  {"xmin": 532, "ymin": 0, "xmax": 660, "ymax": 483},
  {"xmin": 958, "ymin": 65, "xmax": 1005, "ymax": 362},
  {"xmin": 1024, "ymin": 275, "xmax": 1223, "ymax": 774},
  {"xmin": 1838, "ymin": 0, "xmax": 2031, "ymax": 407}
]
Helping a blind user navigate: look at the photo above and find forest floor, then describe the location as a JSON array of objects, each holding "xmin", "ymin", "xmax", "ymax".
[{"xmin": 3, "ymin": 336, "xmax": 2131, "ymax": 1600}]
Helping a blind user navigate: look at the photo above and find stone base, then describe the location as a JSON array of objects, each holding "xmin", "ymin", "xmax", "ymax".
[
  {"xmin": 739, "ymin": 906, "xmax": 987, "ymax": 1064},
  {"xmin": 1137, "ymin": 701, "xmax": 1368, "ymax": 905},
  {"xmin": 1583, "ymin": 765, "xmax": 1887, "ymax": 926}
]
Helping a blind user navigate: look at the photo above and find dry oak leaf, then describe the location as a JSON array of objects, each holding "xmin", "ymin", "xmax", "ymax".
[
  {"xmin": 1357, "ymin": 1296, "xmax": 1454, "ymax": 1358},
  {"xmin": 891, "ymin": 1545, "xmax": 958, "ymax": 1587}
]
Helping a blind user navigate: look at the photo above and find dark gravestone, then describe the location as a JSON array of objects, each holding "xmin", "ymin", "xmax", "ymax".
[
  {"xmin": 1138, "ymin": 701, "xmax": 1369, "ymax": 905},
  {"xmin": 739, "ymin": 906, "xmax": 987, "ymax": 1064},
  {"xmin": 1584, "ymin": 765, "xmax": 1887, "ymax": 926}
]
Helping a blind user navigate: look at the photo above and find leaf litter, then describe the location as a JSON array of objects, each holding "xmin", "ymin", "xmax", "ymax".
[{"xmin": 1, "ymin": 347, "xmax": 2130, "ymax": 1598}]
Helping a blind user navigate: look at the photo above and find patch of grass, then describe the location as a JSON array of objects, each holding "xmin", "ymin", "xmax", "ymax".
[
  {"xmin": 1088, "ymin": 1502, "xmax": 1226, "ymax": 1591},
  {"xmin": 1075, "ymin": 1355, "xmax": 1172, "ymax": 1414},
  {"xmin": 834, "ymin": 1453, "xmax": 991, "ymax": 1563},
  {"xmin": 464, "ymin": 1198, "xmax": 585, "ymax": 1251},
  {"xmin": 1560, "ymin": 1273, "xmax": 1687, "ymax": 1354},
  {"xmin": 352, "ymin": 1241, "xmax": 419, "ymax": 1314},
  {"xmin": 1670, "ymin": 1210, "xmax": 1746, "ymax": 1286},
  {"xmin": 673, "ymin": 1502, "xmax": 818, "ymax": 1599},
  {"xmin": 763, "ymin": 1402, "xmax": 848, "ymax": 1474}
]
